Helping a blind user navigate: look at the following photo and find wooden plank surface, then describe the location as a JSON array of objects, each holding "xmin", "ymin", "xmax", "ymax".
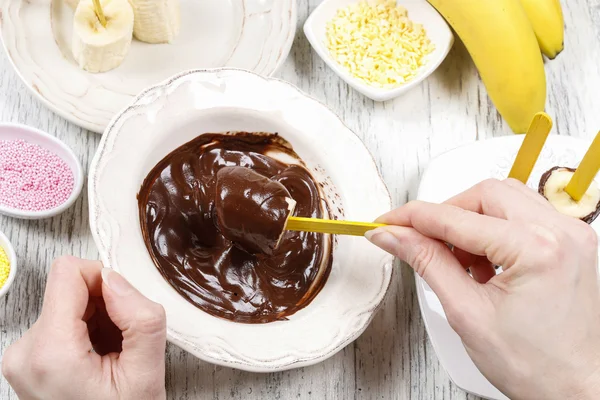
[{"xmin": 1, "ymin": 0, "xmax": 599, "ymax": 398}]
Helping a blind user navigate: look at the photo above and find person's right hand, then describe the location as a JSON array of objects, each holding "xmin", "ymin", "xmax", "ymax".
[{"xmin": 366, "ymin": 178, "xmax": 600, "ymax": 400}]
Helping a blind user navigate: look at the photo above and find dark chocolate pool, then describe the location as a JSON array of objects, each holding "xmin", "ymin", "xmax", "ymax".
[{"xmin": 138, "ymin": 133, "xmax": 332, "ymax": 323}]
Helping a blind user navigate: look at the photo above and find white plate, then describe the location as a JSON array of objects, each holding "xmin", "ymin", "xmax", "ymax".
[
  {"xmin": 416, "ymin": 135, "xmax": 600, "ymax": 400},
  {"xmin": 0, "ymin": 0, "xmax": 296, "ymax": 133},
  {"xmin": 304, "ymin": 0, "xmax": 453, "ymax": 102},
  {"xmin": 89, "ymin": 68, "xmax": 394, "ymax": 372}
]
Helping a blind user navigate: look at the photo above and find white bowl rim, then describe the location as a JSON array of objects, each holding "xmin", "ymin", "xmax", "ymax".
[
  {"xmin": 88, "ymin": 67, "xmax": 395, "ymax": 372},
  {"xmin": 303, "ymin": 0, "xmax": 455, "ymax": 101},
  {"xmin": 0, "ymin": 123, "xmax": 84, "ymax": 219},
  {"xmin": 0, "ymin": 230, "xmax": 18, "ymax": 298}
]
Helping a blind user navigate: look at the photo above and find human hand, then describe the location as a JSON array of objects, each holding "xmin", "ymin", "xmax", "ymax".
[
  {"xmin": 2, "ymin": 256, "xmax": 167, "ymax": 400},
  {"xmin": 366, "ymin": 178, "xmax": 600, "ymax": 400}
]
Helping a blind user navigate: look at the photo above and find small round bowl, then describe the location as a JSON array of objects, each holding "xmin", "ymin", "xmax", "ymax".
[
  {"xmin": 0, "ymin": 230, "xmax": 17, "ymax": 298},
  {"xmin": 304, "ymin": 0, "xmax": 454, "ymax": 102},
  {"xmin": 89, "ymin": 69, "xmax": 394, "ymax": 372},
  {"xmin": 0, "ymin": 123, "xmax": 84, "ymax": 219}
]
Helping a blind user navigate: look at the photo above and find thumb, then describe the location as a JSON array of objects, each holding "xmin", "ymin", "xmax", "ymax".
[
  {"xmin": 101, "ymin": 268, "xmax": 166, "ymax": 374},
  {"xmin": 365, "ymin": 226, "xmax": 481, "ymax": 325}
]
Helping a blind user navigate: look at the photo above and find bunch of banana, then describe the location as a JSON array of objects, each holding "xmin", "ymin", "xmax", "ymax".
[
  {"xmin": 72, "ymin": 0, "xmax": 134, "ymax": 73},
  {"xmin": 427, "ymin": 0, "xmax": 564, "ymax": 134},
  {"xmin": 519, "ymin": 0, "xmax": 564, "ymax": 59}
]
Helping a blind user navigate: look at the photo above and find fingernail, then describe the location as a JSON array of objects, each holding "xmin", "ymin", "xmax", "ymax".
[
  {"xmin": 365, "ymin": 227, "xmax": 401, "ymax": 254},
  {"xmin": 101, "ymin": 268, "xmax": 134, "ymax": 296}
]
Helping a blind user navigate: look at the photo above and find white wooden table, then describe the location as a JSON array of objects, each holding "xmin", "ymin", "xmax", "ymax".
[{"xmin": 1, "ymin": 1, "xmax": 599, "ymax": 398}]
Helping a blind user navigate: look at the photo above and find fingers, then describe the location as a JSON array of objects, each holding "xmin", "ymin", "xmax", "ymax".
[
  {"xmin": 375, "ymin": 179, "xmax": 557, "ymax": 280},
  {"xmin": 443, "ymin": 179, "xmax": 551, "ymax": 222},
  {"xmin": 101, "ymin": 269, "xmax": 166, "ymax": 375},
  {"xmin": 3, "ymin": 257, "xmax": 104, "ymax": 397},
  {"xmin": 503, "ymin": 178, "xmax": 553, "ymax": 210},
  {"xmin": 366, "ymin": 226, "xmax": 480, "ymax": 309},
  {"xmin": 41, "ymin": 257, "xmax": 103, "ymax": 328},
  {"xmin": 378, "ymin": 200, "xmax": 521, "ymax": 265},
  {"xmin": 83, "ymin": 301, "xmax": 97, "ymax": 322}
]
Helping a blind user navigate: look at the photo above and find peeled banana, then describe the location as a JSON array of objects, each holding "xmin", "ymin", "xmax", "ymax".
[
  {"xmin": 129, "ymin": 0, "xmax": 181, "ymax": 44},
  {"xmin": 65, "ymin": 0, "xmax": 80, "ymax": 9},
  {"xmin": 519, "ymin": 0, "xmax": 564, "ymax": 59},
  {"xmin": 72, "ymin": 0, "xmax": 134, "ymax": 73},
  {"xmin": 427, "ymin": 0, "xmax": 546, "ymax": 134}
]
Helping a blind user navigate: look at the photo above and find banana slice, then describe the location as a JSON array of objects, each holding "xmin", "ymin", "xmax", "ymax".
[
  {"xmin": 538, "ymin": 166, "xmax": 600, "ymax": 223},
  {"xmin": 275, "ymin": 197, "xmax": 298, "ymax": 250},
  {"xmin": 65, "ymin": 0, "xmax": 80, "ymax": 9},
  {"xmin": 72, "ymin": 0, "xmax": 134, "ymax": 73},
  {"xmin": 129, "ymin": 0, "xmax": 181, "ymax": 44}
]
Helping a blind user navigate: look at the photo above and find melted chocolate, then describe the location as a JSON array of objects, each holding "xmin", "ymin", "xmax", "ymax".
[
  {"xmin": 214, "ymin": 166, "xmax": 294, "ymax": 255},
  {"xmin": 138, "ymin": 133, "xmax": 332, "ymax": 323}
]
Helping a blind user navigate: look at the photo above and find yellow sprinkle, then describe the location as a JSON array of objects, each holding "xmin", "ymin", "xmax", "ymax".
[
  {"xmin": 325, "ymin": 0, "xmax": 435, "ymax": 89},
  {"xmin": 0, "ymin": 246, "xmax": 10, "ymax": 289}
]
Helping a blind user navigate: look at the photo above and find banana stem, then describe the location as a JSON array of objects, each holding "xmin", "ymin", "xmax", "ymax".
[{"xmin": 92, "ymin": 0, "xmax": 107, "ymax": 27}]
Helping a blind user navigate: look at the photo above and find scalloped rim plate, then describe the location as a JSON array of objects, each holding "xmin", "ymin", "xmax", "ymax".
[
  {"xmin": 88, "ymin": 68, "xmax": 394, "ymax": 372},
  {"xmin": 416, "ymin": 135, "xmax": 600, "ymax": 400},
  {"xmin": 0, "ymin": 0, "xmax": 296, "ymax": 133}
]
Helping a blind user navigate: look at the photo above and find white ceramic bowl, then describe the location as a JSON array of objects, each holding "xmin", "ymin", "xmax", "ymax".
[
  {"xmin": 0, "ymin": 230, "xmax": 17, "ymax": 298},
  {"xmin": 416, "ymin": 135, "xmax": 600, "ymax": 400},
  {"xmin": 0, "ymin": 123, "xmax": 84, "ymax": 219},
  {"xmin": 304, "ymin": 0, "xmax": 454, "ymax": 102},
  {"xmin": 89, "ymin": 68, "xmax": 394, "ymax": 372}
]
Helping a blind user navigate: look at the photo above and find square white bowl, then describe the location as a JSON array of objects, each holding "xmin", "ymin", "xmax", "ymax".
[{"xmin": 304, "ymin": 0, "xmax": 454, "ymax": 102}]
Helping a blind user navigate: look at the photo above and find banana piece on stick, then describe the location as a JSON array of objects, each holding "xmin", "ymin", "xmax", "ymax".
[
  {"xmin": 539, "ymin": 167, "xmax": 600, "ymax": 224},
  {"xmin": 72, "ymin": 0, "xmax": 134, "ymax": 73}
]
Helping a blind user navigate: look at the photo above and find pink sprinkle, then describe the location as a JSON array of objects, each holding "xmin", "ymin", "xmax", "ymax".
[{"xmin": 0, "ymin": 139, "xmax": 75, "ymax": 212}]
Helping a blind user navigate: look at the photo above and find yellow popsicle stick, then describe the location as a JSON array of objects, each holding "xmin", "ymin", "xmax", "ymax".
[
  {"xmin": 565, "ymin": 130, "xmax": 600, "ymax": 202},
  {"xmin": 286, "ymin": 216, "xmax": 385, "ymax": 236},
  {"xmin": 508, "ymin": 112, "xmax": 553, "ymax": 183},
  {"xmin": 92, "ymin": 0, "xmax": 107, "ymax": 27}
]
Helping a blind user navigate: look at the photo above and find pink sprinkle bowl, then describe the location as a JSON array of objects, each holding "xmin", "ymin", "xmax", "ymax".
[{"xmin": 0, "ymin": 123, "xmax": 84, "ymax": 219}]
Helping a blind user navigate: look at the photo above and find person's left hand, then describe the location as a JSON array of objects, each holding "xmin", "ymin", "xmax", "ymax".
[{"xmin": 2, "ymin": 256, "xmax": 167, "ymax": 400}]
